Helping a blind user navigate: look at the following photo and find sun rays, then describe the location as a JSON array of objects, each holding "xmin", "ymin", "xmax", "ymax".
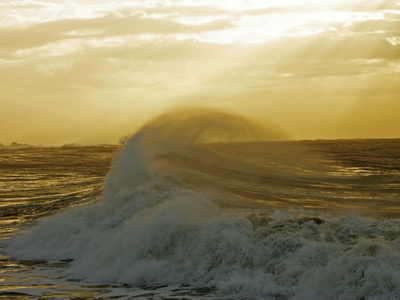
[{"xmin": 0, "ymin": 0, "xmax": 399, "ymax": 145}]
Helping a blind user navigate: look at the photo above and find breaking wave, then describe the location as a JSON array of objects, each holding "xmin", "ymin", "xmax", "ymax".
[{"xmin": 6, "ymin": 109, "xmax": 400, "ymax": 299}]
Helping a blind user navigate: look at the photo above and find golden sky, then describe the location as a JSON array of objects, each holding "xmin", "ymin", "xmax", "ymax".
[{"xmin": 1, "ymin": 0, "xmax": 400, "ymax": 145}]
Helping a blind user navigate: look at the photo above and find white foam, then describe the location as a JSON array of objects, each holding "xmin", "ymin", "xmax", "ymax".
[{"xmin": 6, "ymin": 109, "xmax": 400, "ymax": 299}]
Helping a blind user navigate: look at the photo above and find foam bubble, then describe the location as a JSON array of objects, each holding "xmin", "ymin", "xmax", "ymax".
[{"xmin": 6, "ymin": 109, "xmax": 400, "ymax": 299}]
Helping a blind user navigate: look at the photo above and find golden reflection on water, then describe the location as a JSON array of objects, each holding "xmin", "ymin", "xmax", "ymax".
[
  {"xmin": 0, "ymin": 253, "xmax": 215, "ymax": 299},
  {"xmin": 0, "ymin": 257, "xmax": 113, "ymax": 299},
  {"xmin": 1, "ymin": 141, "xmax": 400, "ymax": 298},
  {"xmin": 202, "ymin": 139, "xmax": 400, "ymax": 217}
]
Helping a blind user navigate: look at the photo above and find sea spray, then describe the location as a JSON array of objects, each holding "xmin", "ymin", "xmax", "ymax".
[
  {"xmin": 6, "ymin": 109, "xmax": 400, "ymax": 299},
  {"xmin": 6, "ymin": 108, "xmax": 275, "ymax": 272}
]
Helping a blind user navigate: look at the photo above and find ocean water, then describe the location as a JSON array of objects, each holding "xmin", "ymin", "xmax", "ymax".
[{"xmin": 1, "ymin": 113, "xmax": 400, "ymax": 299}]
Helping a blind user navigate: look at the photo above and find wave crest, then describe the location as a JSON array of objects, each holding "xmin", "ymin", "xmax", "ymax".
[{"xmin": 6, "ymin": 108, "xmax": 400, "ymax": 299}]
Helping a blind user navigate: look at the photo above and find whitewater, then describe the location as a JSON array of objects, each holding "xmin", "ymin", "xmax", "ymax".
[{"xmin": 2, "ymin": 109, "xmax": 400, "ymax": 299}]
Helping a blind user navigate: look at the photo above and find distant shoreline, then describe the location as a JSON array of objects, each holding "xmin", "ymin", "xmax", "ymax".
[
  {"xmin": 0, "ymin": 142, "xmax": 119, "ymax": 149},
  {"xmin": 1, "ymin": 138, "xmax": 399, "ymax": 149}
]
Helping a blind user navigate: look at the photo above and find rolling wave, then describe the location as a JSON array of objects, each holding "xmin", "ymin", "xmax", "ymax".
[{"xmin": 6, "ymin": 109, "xmax": 400, "ymax": 299}]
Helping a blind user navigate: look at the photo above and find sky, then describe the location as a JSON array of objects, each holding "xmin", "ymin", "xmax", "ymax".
[{"xmin": 1, "ymin": 0, "xmax": 400, "ymax": 146}]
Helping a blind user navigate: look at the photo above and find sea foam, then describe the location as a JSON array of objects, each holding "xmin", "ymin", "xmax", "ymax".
[{"xmin": 6, "ymin": 109, "xmax": 400, "ymax": 299}]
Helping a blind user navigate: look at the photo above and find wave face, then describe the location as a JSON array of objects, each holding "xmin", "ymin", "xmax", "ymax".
[{"xmin": 6, "ymin": 109, "xmax": 400, "ymax": 299}]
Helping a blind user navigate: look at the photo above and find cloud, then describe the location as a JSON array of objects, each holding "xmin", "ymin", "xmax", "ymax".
[
  {"xmin": 350, "ymin": 19, "xmax": 400, "ymax": 33},
  {"xmin": 1, "ymin": 0, "xmax": 399, "ymax": 144},
  {"xmin": 249, "ymin": 35, "xmax": 400, "ymax": 61},
  {"xmin": 0, "ymin": 13, "xmax": 233, "ymax": 55},
  {"xmin": 289, "ymin": 0, "xmax": 400, "ymax": 12}
]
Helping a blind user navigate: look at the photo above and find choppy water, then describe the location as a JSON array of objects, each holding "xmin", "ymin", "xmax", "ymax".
[
  {"xmin": 1, "ymin": 114, "xmax": 400, "ymax": 299},
  {"xmin": 0, "ymin": 146, "xmax": 116, "ymax": 238}
]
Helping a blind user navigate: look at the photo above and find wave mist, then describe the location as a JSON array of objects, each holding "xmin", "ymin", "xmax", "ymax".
[{"xmin": 6, "ymin": 108, "xmax": 400, "ymax": 300}]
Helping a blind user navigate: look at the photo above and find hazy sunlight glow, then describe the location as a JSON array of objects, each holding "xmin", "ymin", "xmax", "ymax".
[{"xmin": 0, "ymin": 0, "xmax": 399, "ymax": 146}]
